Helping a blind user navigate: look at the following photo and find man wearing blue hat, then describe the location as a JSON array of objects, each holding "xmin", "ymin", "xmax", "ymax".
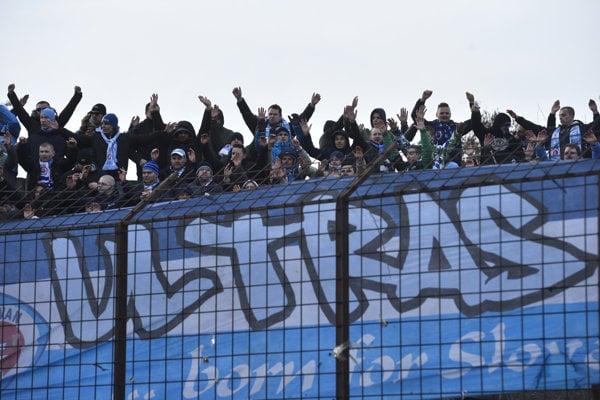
[{"xmin": 72, "ymin": 112, "xmax": 165, "ymax": 181}]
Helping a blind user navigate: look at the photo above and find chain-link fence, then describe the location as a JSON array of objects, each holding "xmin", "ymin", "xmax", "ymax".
[{"xmin": 1, "ymin": 160, "xmax": 599, "ymax": 399}]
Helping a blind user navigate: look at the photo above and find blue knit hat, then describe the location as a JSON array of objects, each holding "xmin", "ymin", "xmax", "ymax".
[
  {"xmin": 102, "ymin": 113, "xmax": 119, "ymax": 129},
  {"xmin": 142, "ymin": 161, "xmax": 160, "ymax": 175},
  {"xmin": 41, "ymin": 108, "xmax": 56, "ymax": 121}
]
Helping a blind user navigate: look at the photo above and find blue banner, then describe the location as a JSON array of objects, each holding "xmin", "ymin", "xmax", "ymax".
[{"xmin": 1, "ymin": 164, "xmax": 598, "ymax": 398}]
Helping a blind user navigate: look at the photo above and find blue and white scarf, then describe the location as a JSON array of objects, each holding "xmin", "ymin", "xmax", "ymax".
[
  {"xmin": 550, "ymin": 124, "xmax": 581, "ymax": 160},
  {"xmin": 101, "ymin": 131, "xmax": 121, "ymax": 170},
  {"xmin": 38, "ymin": 160, "xmax": 53, "ymax": 187}
]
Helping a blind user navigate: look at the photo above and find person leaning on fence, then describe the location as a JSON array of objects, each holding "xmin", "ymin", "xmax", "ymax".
[
  {"xmin": 187, "ymin": 162, "xmax": 223, "ymax": 197},
  {"xmin": 156, "ymin": 147, "xmax": 198, "ymax": 200},
  {"xmin": 119, "ymin": 160, "xmax": 162, "ymax": 205},
  {"xmin": 84, "ymin": 174, "xmax": 127, "ymax": 211}
]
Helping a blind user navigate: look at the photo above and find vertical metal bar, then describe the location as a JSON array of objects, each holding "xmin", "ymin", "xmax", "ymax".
[
  {"xmin": 335, "ymin": 145, "xmax": 398, "ymax": 399},
  {"xmin": 112, "ymin": 173, "xmax": 178, "ymax": 399},
  {"xmin": 113, "ymin": 222, "xmax": 128, "ymax": 400},
  {"xmin": 335, "ymin": 198, "xmax": 350, "ymax": 398}
]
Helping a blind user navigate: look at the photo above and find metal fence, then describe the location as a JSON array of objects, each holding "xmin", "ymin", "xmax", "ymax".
[{"xmin": 1, "ymin": 160, "xmax": 599, "ymax": 399}]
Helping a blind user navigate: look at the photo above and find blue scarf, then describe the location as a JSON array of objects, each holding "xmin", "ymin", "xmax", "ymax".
[
  {"xmin": 433, "ymin": 120, "xmax": 456, "ymax": 146},
  {"xmin": 550, "ymin": 124, "xmax": 581, "ymax": 160},
  {"xmin": 101, "ymin": 131, "xmax": 121, "ymax": 170}
]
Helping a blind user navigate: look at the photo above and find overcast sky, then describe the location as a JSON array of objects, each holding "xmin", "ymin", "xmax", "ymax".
[{"xmin": 2, "ymin": 0, "xmax": 599, "ymax": 177}]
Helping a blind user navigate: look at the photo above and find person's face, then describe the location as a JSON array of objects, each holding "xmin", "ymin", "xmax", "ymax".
[
  {"xmin": 196, "ymin": 166, "xmax": 212, "ymax": 182},
  {"xmin": 370, "ymin": 128, "xmax": 383, "ymax": 144},
  {"xmin": 231, "ymin": 137, "xmax": 243, "ymax": 146},
  {"xmin": 170, "ymin": 154, "xmax": 186, "ymax": 170},
  {"xmin": 65, "ymin": 175, "xmax": 77, "ymax": 189},
  {"xmin": 86, "ymin": 202, "xmax": 102, "ymax": 212},
  {"xmin": 89, "ymin": 112, "xmax": 103, "ymax": 125},
  {"xmin": 39, "ymin": 113, "xmax": 53, "ymax": 129},
  {"xmin": 559, "ymin": 108, "xmax": 574, "ymax": 126},
  {"xmin": 101, "ymin": 122, "xmax": 115, "ymax": 135},
  {"xmin": 340, "ymin": 165, "xmax": 355, "ymax": 177},
  {"xmin": 406, "ymin": 148, "xmax": 420, "ymax": 163},
  {"xmin": 38, "ymin": 145, "xmax": 55, "ymax": 162},
  {"xmin": 334, "ymin": 134, "xmax": 346, "ymax": 149},
  {"xmin": 231, "ymin": 148, "xmax": 244, "ymax": 161},
  {"xmin": 330, "ymin": 157, "xmax": 342, "ymax": 168},
  {"xmin": 436, "ymin": 106, "xmax": 451, "ymax": 122},
  {"xmin": 97, "ymin": 178, "xmax": 115, "ymax": 194},
  {"xmin": 280, "ymin": 155, "xmax": 295, "ymax": 168},
  {"xmin": 33, "ymin": 102, "xmax": 49, "ymax": 118},
  {"xmin": 142, "ymin": 170, "xmax": 158, "ymax": 185},
  {"xmin": 267, "ymin": 108, "xmax": 282, "ymax": 125},
  {"xmin": 276, "ymin": 130, "xmax": 289, "ymax": 143},
  {"xmin": 563, "ymin": 146, "xmax": 580, "ymax": 160},
  {"xmin": 242, "ymin": 181, "xmax": 258, "ymax": 190},
  {"xmin": 371, "ymin": 113, "xmax": 386, "ymax": 129}
]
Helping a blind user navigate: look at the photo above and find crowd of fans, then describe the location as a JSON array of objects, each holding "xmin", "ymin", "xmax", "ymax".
[{"xmin": 1, "ymin": 83, "xmax": 599, "ymax": 220}]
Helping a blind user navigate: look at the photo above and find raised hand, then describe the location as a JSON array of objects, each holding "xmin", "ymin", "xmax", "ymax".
[
  {"xmin": 198, "ymin": 95, "xmax": 212, "ymax": 109},
  {"xmin": 258, "ymin": 135, "xmax": 268, "ymax": 148},
  {"xmin": 506, "ymin": 109, "xmax": 517, "ymax": 119},
  {"xmin": 550, "ymin": 100, "xmax": 561, "ymax": 114},
  {"xmin": 291, "ymin": 137, "xmax": 301, "ymax": 150},
  {"xmin": 74, "ymin": 86, "xmax": 82, "ymax": 94},
  {"xmin": 257, "ymin": 107, "xmax": 266, "ymax": 120},
  {"xmin": 484, "ymin": 133, "xmax": 494, "ymax": 147},
  {"xmin": 232, "ymin": 86, "xmax": 242, "ymax": 100},
  {"xmin": 211, "ymin": 105, "xmax": 221, "ymax": 119},
  {"xmin": 299, "ymin": 118, "xmax": 311, "ymax": 135},
  {"xmin": 421, "ymin": 90, "xmax": 433, "ymax": 102},
  {"xmin": 150, "ymin": 148, "xmax": 159, "ymax": 161},
  {"xmin": 415, "ymin": 114, "xmax": 425, "ymax": 130},
  {"xmin": 397, "ymin": 107, "xmax": 408, "ymax": 123},
  {"xmin": 149, "ymin": 93, "xmax": 159, "ymax": 112},
  {"xmin": 311, "ymin": 92, "xmax": 321, "ymax": 106},
  {"xmin": 388, "ymin": 118, "xmax": 398, "ymax": 131},
  {"xmin": 536, "ymin": 129, "xmax": 548, "ymax": 143},
  {"xmin": 131, "ymin": 116, "xmax": 141, "ymax": 127},
  {"xmin": 465, "ymin": 92, "xmax": 475, "ymax": 104},
  {"xmin": 351, "ymin": 96, "xmax": 359, "ymax": 109},
  {"xmin": 583, "ymin": 130, "xmax": 598, "ymax": 145},
  {"xmin": 7, "ymin": 83, "xmax": 15, "ymax": 93},
  {"xmin": 165, "ymin": 122, "xmax": 177, "ymax": 134},
  {"xmin": 343, "ymin": 105, "xmax": 355, "ymax": 122},
  {"xmin": 589, "ymin": 99, "xmax": 598, "ymax": 114}
]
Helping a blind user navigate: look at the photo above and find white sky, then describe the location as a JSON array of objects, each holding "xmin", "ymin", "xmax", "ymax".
[{"xmin": 2, "ymin": 0, "xmax": 599, "ymax": 177}]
